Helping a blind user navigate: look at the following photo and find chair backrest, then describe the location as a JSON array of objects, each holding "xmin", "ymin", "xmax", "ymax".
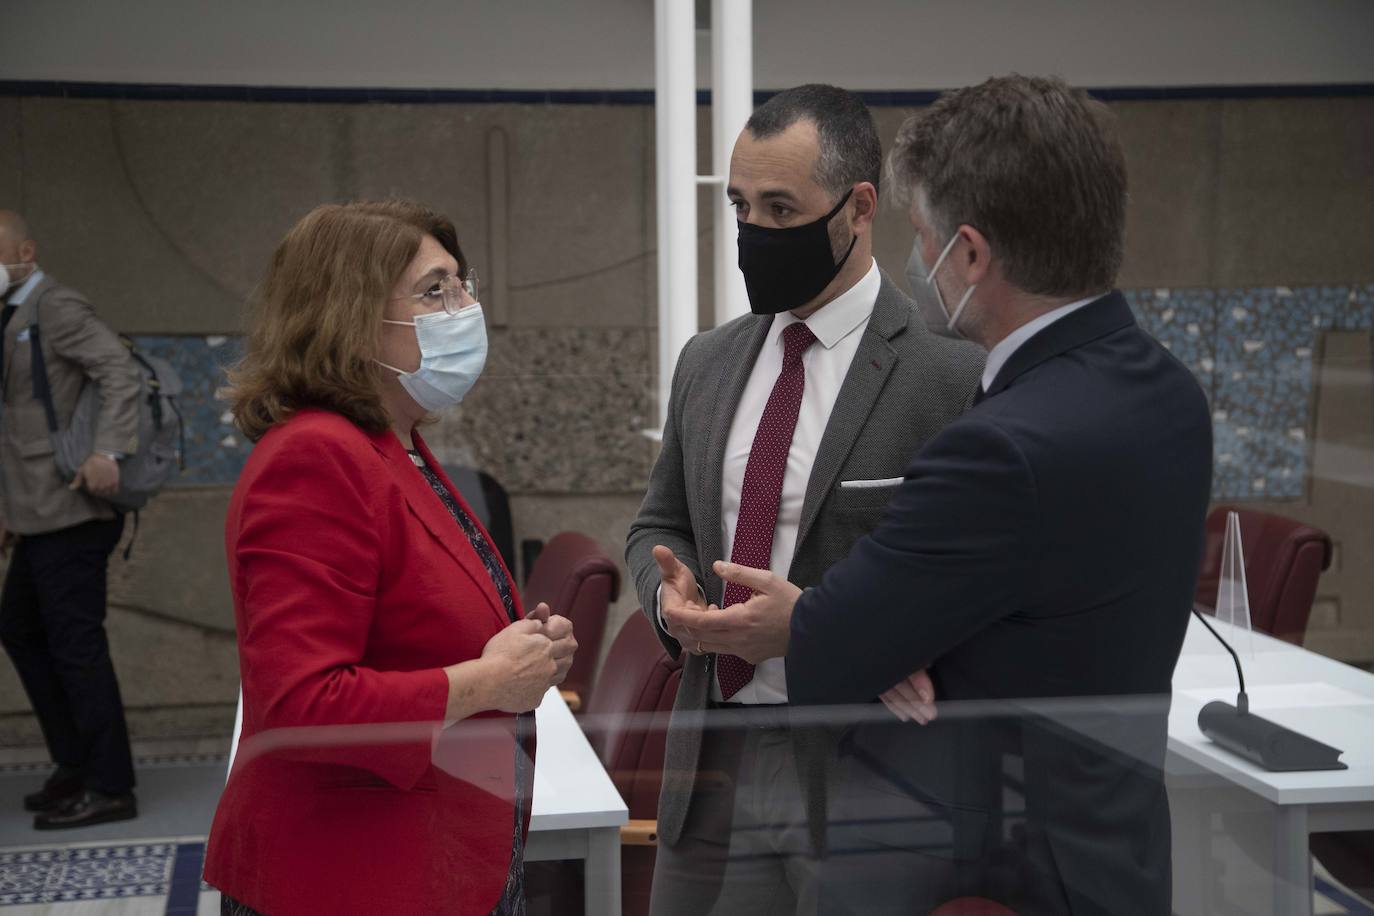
[
  {"xmin": 522, "ymin": 532, "xmax": 621, "ymax": 700},
  {"xmin": 476, "ymin": 470, "xmax": 516, "ymax": 574},
  {"xmin": 1194, "ymin": 506, "xmax": 1334, "ymax": 644},
  {"xmin": 582, "ymin": 612, "xmax": 682, "ymax": 820},
  {"xmin": 440, "ymin": 464, "xmax": 516, "ymax": 574}
]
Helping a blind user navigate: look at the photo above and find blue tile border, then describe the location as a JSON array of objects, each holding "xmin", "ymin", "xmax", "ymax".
[
  {"xmin": 2, "ymin": 81, "xmax": 1374, "ymax": 107},
  {"xmin": 2, "ymin": 80, "xmax": 1372, "ymax": 106},
  {"xmin": 164, "ymin": 843, "xmax": 205, "ymax": 915},
  {"xmin": 1316, "ymin": 876, "xmax": 1374, "ymax": 916}
]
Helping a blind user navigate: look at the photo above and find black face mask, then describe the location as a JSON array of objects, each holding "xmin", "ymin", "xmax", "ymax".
[{"xmin": 736, "ymin": 188, "xmax": 856, "ymax": 315}]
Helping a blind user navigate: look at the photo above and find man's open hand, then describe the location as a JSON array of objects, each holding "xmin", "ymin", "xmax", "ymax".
[
  {"xmin": 653, "ymin": 546, "xmax": 709, "ymax": 653},
  {"xmin": 659, "ymin": 560, "xmax": 802, "ymax": 664}
]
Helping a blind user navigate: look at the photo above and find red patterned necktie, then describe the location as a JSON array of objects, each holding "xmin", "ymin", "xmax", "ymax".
[{"xmin": 717, "ymin": 321, "xmax": 818, "ymax": 699}]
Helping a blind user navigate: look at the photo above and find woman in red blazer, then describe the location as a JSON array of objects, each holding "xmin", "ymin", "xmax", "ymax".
[{"xmin": 204, "ymin": 201, "xmax": 576, "ymax": 915}]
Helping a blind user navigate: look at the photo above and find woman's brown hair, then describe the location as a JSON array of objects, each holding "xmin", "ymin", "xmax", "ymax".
[{"xmin": 224, "ymin": 200, "xmax": 461, "ymax": 442}]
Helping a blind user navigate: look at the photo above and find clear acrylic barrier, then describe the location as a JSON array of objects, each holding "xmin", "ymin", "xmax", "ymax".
[{"xmin": 1216, "ymin": 509, "xmax": 1256, "ymax": 660}]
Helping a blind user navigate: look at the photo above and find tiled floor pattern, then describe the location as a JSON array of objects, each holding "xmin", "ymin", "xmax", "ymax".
[{"xmin": 0, "ymin": 842, "xmax": 210, "ymax": 914}]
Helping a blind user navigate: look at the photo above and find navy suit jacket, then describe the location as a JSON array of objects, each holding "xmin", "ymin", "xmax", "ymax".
[{"xmin": 786, "ymin": 292, "xmax": 1213, "ymax": 915}]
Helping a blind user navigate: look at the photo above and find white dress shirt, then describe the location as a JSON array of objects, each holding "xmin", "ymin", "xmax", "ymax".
[
  {"xmin": 702, "ymin": 259, "xmax": 881, "ymax": 703},
  {"xmin": 980, "ymin": 293, "xmax": 1106, "ymax": 393},
  {"xmin": 6, "ymin": 267, "xmax": 44, "ymax": 305}
]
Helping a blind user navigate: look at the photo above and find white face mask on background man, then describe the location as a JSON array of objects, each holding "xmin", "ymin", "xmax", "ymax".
[
  {"xmin": 905, "ymin": 243, "xmax": 957, "ymax": 337},
  {"xmin": 906, "ymin": 232, "xmax": 978, "ymax": 337},
  {"xmin": 0, "ymin": 262, "xmax": 34, "ymax": 294},
  {"xmin": 375, "ymin": 301, "xmax": 489, "ymax": 412}
]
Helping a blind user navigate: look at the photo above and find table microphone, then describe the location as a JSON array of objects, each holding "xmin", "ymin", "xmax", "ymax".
[{"xmin": 1191, "ymin": 608, "xmax": 1347, "ymax": 772}]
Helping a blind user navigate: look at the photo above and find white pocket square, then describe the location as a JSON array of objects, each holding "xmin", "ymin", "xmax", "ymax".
[{"xmin": 839, "ymin": 477, "xmax": 904, "ymax": 489}]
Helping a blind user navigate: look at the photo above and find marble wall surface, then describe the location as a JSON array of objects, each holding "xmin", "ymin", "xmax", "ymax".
[{"xmin": 0, "ymin": 92, "xmax": 1370, "ymax": 745}]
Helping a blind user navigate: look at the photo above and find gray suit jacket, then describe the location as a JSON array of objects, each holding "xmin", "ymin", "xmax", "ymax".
[
  {"xmin": 0, "ymin": 274, "xmax": 141, "ymax": 535},
  {"xmin": 625, "ymin": 273, "xmax": 984, "ymax": 851}
]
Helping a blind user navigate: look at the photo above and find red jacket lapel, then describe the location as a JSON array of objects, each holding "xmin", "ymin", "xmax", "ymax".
[{"xmin": 368, "ymin": 428, "xmax": 516, "ymax": 630}]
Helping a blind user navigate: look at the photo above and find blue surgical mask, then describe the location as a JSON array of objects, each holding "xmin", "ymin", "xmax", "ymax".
[
  {"xmin": 376, "ymin": 302, "xmax": 488, "ymax": 412},
  {"xmin": 905, "ymin": 243, "xmax": 956, "ymax": 337},
  {"xmin": 911, "ymin": 232, "xmax": 977, "ymax": 336}
]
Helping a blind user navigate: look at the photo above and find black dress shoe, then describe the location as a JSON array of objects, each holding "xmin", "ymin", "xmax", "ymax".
[
  {"xmin": 33, "ymin": 789, "xmax": 137, "ymax": 830},
  {"xmin": 23, "ymin": 767, "xmax": 83, "ymax": 813}
]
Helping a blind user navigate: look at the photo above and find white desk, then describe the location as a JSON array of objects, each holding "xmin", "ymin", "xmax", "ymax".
[
  {"xmin": 528, "ymin": 686, "xmax": 629, "ymax": 916},
  {"xmin": 227, "ymin": 686, "xmax": 628, "ymax": 914},
  {"xmin": 1168, "ymin": 616, "xmax": 1374, "ymax": 915}
]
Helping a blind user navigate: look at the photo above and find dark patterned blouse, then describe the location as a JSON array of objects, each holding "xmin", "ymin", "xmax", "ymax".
[
  {"xmin": 412, "ymin": 451, "xmax": 532, "ymax": 916},
  {"xmin": 220, "ymin": 450, "xmax": 533, "ymax": 916}
]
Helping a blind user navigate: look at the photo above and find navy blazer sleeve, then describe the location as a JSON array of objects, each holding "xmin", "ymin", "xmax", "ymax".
[{"xmin": 786, "ymin": 416, "xmax": 1039, "ymax": 704}]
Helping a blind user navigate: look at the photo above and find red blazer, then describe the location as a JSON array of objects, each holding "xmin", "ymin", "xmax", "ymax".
[{"xmin": 204, "ymin": 409, "xmax": 533, "ymax": 915}]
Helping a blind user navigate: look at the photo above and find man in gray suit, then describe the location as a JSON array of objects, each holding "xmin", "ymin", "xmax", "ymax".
[
  {"xmin": 0, "ymin": 210, "xmax": 142, "ymax": 829},
  {"xmin": 626, "ymin": 85, "xmax": 983, "ymax": 914}
]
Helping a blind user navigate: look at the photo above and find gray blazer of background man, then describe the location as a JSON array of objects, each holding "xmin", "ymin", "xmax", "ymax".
[{"xmin": 626, "ymin": 84, "xmax": 983, "ymax": 915}]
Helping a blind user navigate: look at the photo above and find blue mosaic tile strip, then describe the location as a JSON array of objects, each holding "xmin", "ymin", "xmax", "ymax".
[
  {"xmin": 131, "ymin": 335, "xmax": 253, "ymax": 487},
  {"xmin": 1125, "ymin": 287, "xmax": 1217, "ymax": 395},
  {"xmin": 0, "ymin": 842, "xmax": 177, "ymax": 905},
  {"xmin": 1211, "ymin": 287, "xmax": 1316, "ymax": 500},
  {"xmin": 1161, "ymin": 284, "xmax": 1372, "ymax": 501},
  {"xmin": 131, "ymin": 284, "xmax": 1374, "ymax": 502}
]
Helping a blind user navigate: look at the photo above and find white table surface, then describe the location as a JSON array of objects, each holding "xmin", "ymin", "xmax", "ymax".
[
  {"xmin": 1169, "ymin": 615, "xmax": 1374, "ymax": 805},
  {"xmin": 531, "ymin": 685, "xmax": 629, "ymax": 829}
]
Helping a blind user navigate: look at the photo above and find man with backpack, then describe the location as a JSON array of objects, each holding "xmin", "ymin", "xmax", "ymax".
[{"xmin": 0, "ymin": 209, "xmax": 142, "ymax": 829}]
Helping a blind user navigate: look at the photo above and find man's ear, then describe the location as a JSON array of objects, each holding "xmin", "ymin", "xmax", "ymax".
[
  {"xmin": 849, "ymin": 181, "xmax": 879, "ymax": 232},
  {"xmin": 19, "ymin": 240, "xmax": 36, "ymax": 263},
  {"xmin": 957, "ymin": 224, "xmax": 993, "ymax": 287}
]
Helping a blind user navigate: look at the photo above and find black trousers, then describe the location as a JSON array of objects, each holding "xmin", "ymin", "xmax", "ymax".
[{"xmin": 0, "ymin": 516, "xmax": 135, "ymax": 794}]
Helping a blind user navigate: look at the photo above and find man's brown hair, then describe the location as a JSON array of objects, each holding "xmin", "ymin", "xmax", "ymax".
[
  {"xmin": 224, "ymin": 200, "xmax": 460, "ymax": 442},
  {"xmin": 888, "ymin": 75, "xmax": 1128, "ymax": 297}
]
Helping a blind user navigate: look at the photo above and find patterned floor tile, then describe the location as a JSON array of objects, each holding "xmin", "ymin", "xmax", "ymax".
[{"xmin": 0, "ymin": 844, "xmax": 175, "ymax": 906}]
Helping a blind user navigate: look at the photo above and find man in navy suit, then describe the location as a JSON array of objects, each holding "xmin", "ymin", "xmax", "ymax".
[{"xmin": 673, "ymin": 75, "xmax": 1213, "ymax": 914}]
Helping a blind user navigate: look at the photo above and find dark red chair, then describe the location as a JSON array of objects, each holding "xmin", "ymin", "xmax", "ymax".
[
  {"xmin": 521, "ymin": 532, "xmax": 621, "ymax": 710},
  {"xmin": 582, "ymin": 611, "xmax": 683, "ymax": 916},
  {"xmin": 1194, "ymin": 506, "xmax": 1333, "ymax": 644}
]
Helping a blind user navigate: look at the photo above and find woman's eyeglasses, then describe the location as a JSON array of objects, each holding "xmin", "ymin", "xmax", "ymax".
[{"xmin": 393, "ymin": 270, "xmax": 479, "ymax": 315}]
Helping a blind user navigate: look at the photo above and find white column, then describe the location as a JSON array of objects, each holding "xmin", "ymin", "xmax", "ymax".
[
  {"xmin": 710, "ymin": 0, "xmax": 752, "ymax": 326},
  {"xmin": 653, "ymin": 0, "xmax": 699, "ymax": 433}
]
